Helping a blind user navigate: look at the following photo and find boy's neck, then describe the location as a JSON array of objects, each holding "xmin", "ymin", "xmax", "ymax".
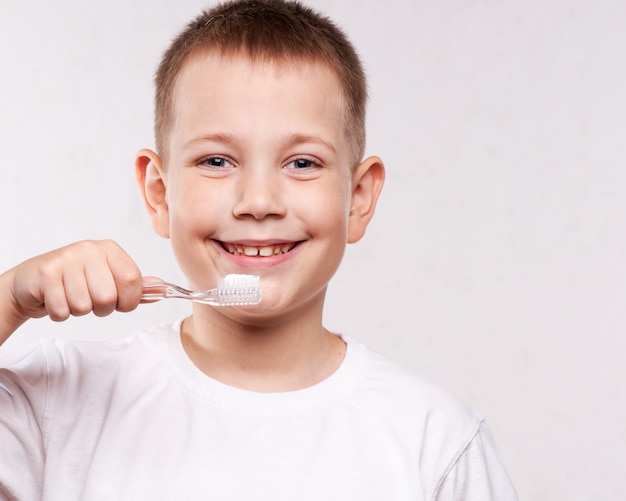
[{"xmin": 179, "ymin": 307, "xmax": 346, "ymax": 393}]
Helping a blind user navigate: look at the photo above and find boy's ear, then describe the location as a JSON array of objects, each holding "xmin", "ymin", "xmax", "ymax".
[
  {"xmin": 347, "ymin": 155, "xmax": 385, "ymax": 244},
  {"xmin": 135, "ymin": 149, "xmax": 170, "ymax": 239}
]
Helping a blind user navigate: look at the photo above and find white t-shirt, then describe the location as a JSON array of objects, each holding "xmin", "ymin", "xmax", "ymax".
[{"xmin": 0, "ymin": 321, "xmax": 517, "ymax": 500}]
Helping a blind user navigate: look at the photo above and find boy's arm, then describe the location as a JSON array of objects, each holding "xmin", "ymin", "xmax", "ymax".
[{"xmin": 0, "ymin": 240, "xmax": 143, "ymax": 346}]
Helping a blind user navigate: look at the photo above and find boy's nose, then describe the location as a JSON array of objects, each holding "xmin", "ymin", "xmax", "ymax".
[{"xmin": 232, "ymin": 169, "xmax": 286, "ymax": 220}]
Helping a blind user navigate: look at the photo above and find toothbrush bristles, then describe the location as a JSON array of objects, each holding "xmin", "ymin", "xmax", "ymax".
[{"xmin": 217, "ymin": 274, "xmax": 262, "ymax": 305}]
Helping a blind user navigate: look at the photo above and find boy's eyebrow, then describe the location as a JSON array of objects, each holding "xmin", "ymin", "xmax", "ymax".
[
  {"xmin": 183, "ymin": 132, "xmax": 337, "ymax": 154},
  {"xmin": 283, "ymin": 133, "xmax": 337, "ymax": 154},
  {"xmin": 184, "ymin": 133, "xmax": 238, "ymax": 149}
]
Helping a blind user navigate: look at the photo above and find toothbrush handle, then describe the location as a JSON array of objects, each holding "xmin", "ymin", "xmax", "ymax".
[{"xmin": 141, "ymin": 282, "xmax": 220, "ymax": 305}]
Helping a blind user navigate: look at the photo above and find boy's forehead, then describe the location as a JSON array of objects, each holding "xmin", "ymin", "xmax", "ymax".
[
  {"xmin": 167, "ymin": 50, "xmax": 351, "ymax": 158},
  {"xmin": 173, "ymin": 51, "xmax": 345, "ymax": 116}
]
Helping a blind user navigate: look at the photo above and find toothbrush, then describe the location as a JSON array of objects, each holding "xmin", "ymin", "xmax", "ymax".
[{"xmin": 141, "ymin": 274, "xmax": 261, "ymax": 306}]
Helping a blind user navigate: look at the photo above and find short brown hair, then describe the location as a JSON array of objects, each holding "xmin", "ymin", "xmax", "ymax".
[{"xmin": 154, "ymin": 0, "xmax": 367, "ymax": 165}]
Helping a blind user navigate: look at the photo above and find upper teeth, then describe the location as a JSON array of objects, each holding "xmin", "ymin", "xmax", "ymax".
[{"xmin": 225, "ymin": 244, "xmax": 293, "ymax": 256}]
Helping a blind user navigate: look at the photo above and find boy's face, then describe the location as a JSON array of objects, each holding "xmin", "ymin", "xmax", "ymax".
[{"xmin": 138, "ymin": 52, "xmax": 382, "ymax": 319}]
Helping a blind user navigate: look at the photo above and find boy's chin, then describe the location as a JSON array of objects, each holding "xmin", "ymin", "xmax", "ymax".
[
  {"xmin": 209, "ymin": 302, "xmax": 291, "ymax": 329},
  {"xmin": 213, "ymin": 289, "xmax": 308, "ymax": 321}
]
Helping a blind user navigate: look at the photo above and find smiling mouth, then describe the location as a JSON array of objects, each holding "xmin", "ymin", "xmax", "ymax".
[{"xmin": 221, "ymin": 242, "xmax": 298, "ymax": 257}]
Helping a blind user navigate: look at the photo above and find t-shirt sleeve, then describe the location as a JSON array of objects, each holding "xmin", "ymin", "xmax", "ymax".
[
  {"xmin": 0, "ymin": 345, "xmax": 49, "ymax": 500},
  {"xmin": 434, "ymin": 421, "xmax": 518, "ymax": 501}
]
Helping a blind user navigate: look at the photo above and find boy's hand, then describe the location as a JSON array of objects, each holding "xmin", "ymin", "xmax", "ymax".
[{"xmin": 0, "ymin": 240, "xmax": 143, "ymax": 344}]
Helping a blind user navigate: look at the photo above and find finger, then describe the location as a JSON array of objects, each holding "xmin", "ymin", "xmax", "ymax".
[
  {"xmin": 11, "ymin": 253, "xmax": 68, "ymax": 321},
  {"xmin": 106, "ymin": 244, "xmax": 143, "ymax": 313},
  {"xmin": 85, "ymin": 264, "xmax": 119, "ymax": 318},
  {"xmin": 41, "ymin": 276, "xmax": 73, "ymax": 322},
  {"xmin": 62, "ymin": 268, "xmax": 94, "ymax": 318}
]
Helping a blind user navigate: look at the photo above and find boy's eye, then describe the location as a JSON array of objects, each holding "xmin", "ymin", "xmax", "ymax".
[
  {"xmin": 294, "ymin": 159, "xmax": 312, "ymax": 169},
  {"xmin": 287, "ymin": 158, "xmax": 319, "ymax": 170},
  {"xmin": 199, "ymin": 156, "xmax": 233, "ymax": 169}
]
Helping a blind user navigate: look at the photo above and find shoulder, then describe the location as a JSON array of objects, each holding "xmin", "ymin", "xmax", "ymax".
[
  {"xmin": 343, "ymin": 336, "xmax": 507, "ymax": 497},
  {"xmin": 3, "ymin": 321, "xmax": 179, "ymax": 389},
  {"xmin": 345, "ymin": 335, "xmax": 481, "ymax": 427},
  {"xmin": 0, "ymin": 322, "xmax": 181, "ymax": 434},
  {"xmin": 46, "ymin": 321, "xmax": 175, "ymax": 363},
  {"xmin": 434, "ymin": 421, "xmax": 519, "ymax": 500}
]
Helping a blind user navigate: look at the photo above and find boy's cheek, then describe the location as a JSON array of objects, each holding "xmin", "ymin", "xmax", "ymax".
[{"xmin": 168, "ymin": 228, "xmax": 217, "ymax": 284}]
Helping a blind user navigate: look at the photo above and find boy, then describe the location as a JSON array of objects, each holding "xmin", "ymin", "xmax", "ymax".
[{"xmin": 0, "ymin": 0, "xmax": 518, "ymax": 499}]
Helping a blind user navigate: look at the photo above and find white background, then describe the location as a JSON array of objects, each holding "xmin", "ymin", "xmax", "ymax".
[{"xmin": 1, "ymin": 0, "xmax": 625, "ymax": 499}]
